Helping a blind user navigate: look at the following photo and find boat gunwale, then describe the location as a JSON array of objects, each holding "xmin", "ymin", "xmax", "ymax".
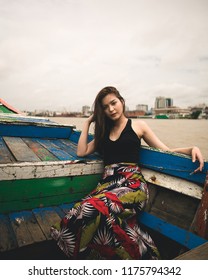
[{"xmin": 0, "ymin": 159, "xmax": 203, "ymax": 200}]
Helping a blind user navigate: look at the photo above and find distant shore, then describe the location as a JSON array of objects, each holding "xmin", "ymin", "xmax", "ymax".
[{"xmin": 50, "ymin": 117, "xmax": 208, "ymax": 160}]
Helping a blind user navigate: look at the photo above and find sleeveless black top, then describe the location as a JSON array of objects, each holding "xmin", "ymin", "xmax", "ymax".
[{"xmin": 103, "ymin": 119, "xmax": 141, "ymax": 165}]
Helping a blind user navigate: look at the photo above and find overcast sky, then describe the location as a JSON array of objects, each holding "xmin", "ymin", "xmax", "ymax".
[{"xmin": 0, "ymin": 0, "xmax": 208, "ymax": 112}]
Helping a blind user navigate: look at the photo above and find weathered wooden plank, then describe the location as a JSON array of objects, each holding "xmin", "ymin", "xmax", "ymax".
[
  {"xmin": 148, "ymin": 186, "xmax": 199, "ymax": 230},
  {"xmin": 23, "ymin": 138, "xmax": 59, "ymax": 161},
  {"xmin": 9, "ymin": 211, "xmax": 46, "ymax": 247},
  {"xmin": 142, "ymin": 168, "xmax": 202, "ymax": 199},
  {"xmin": 194, "ymin": 171, "xmax": 208, "ymax": 239},
  {"xmin": 0, "ymin": 161, "xmax": 103, "ymax": 180},
  {"xmin": 36, "ymin": 139, "xmax": 74, "ymax": 160},
  {"xmin": 0, "ymin": 136, "xmax": 15, "ymax": 163},
  {"xmin": 0, "ymin": 161, "xmax": 201, "ymax": 201},
  {"xmin": 0, "ymin": 214, "xmax": 17, "ymax": 252},
  {"xmin": 139, "ymin": 146, "xmax": 208, "ymax": 185},
  {"xmin": 174, "ymin": 242, "xmax": 208, "ymax": 260},
  {"xmin": 3, "ymin": 137, "xmax": 40, "ymax": 162},
  {"xmin": 52, "ymin": 139, "xmax": 79, "ymax": 159},
  {"xmin": 32, "ymin": 207, "xmax": 62, "ymax": 240},
  {"xmin": 138, "ymin": 211, "xmax": 207, "ymax": 250},
  {"xmin": 60, "ymin": 139, "xmax": 100, "ymax": 160}
]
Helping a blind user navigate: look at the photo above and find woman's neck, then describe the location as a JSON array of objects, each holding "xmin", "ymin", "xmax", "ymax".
[{"xmin": 113, "ymin": 114, "xmax": 128, "ymax": 128}]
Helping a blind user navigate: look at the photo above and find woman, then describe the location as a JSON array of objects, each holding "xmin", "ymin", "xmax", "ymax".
[{"xmin": 51, "ymin": 86, "xmax": 204, "ymax": 260}]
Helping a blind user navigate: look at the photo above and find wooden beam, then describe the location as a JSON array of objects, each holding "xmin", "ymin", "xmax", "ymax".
[
  {"xmin": 138, "ymin": 211, "xmax": 207, "ymax": 250},
  {"xmin": 174, "ymin": 242, "xmax": 208, "ymax": 260}
]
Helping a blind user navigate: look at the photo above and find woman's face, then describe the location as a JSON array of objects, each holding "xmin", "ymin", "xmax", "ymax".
[{"xmin": 101, "ymin": 93, "xmax": 124, "ymax": 121}]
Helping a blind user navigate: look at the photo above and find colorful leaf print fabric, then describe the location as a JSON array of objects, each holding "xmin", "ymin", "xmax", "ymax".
[{"xmin": 50, "ymin": 163, "xmax": 160, "ymax": 259}]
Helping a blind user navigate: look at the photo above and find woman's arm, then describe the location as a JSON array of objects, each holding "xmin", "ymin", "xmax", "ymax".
[
  {"xmin": 170, "ymin": 146, "xmax": 204, "ymax": 172},
  {"xmin": 76, "ymin": 115, "xmax": 95, "ymax": 157},
  {"xmin": 136, "ymin": 120, "xmax": 204, "ymax": 172}
]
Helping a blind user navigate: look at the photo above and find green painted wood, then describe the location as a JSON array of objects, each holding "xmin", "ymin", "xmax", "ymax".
[
  {"xmin": 23, "ymin": 138, "xmax": 59, "ymax": 161},
  {"xmin": 0, "ymin": 137, "xmax": 15, "ymax": 163},
  {"xmin": 0, "ymin": 105, "xmax": 13, "ymax": 114},
  {"xmin": 3, "ymin": 137, "xmax": 40, "ymax": 162},
  {"xmin": 0, "ymin": 174, "xmax": 101, "ymax": 213}
]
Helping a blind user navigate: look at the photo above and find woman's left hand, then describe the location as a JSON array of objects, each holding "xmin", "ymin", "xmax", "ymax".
[{"xmin": 191, "ymin": 146, "xmax": 204, "ymax": 173}]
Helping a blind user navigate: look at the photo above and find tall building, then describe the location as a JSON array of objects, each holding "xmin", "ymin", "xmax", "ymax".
[
  {"xmin": 82, "ymin": 105, "xmax": 90, "ymax": 116},
  {"xmin": 155, "ymin": 97, "xmax": 173, "ymax": 109},
  {"xmin": 136, "ymin": 104, "xmax": 148, "ymax": 112}
]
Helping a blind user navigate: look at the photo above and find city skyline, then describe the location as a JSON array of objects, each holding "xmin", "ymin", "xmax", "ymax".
[{"xmin": 27, "ymin": 95, "xmax": 207, "ymax": 114}]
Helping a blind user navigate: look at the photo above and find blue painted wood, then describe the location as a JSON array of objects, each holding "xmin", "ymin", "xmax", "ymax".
[
  {"xmin": 60, "ymin": 139, "xmax": 101, "ymax": 161},
  {"xmin": 58, "ymin": 203, "xmax": 74, "ymax": 217},
  {"xmin": 138, "ymin": 211, "xmax": 207, "ymax": 250},
  {"xmin": 69, "ymin": 130, "xmax": 207, "ymax": 185},
  {"xmin": 0, "ymin": 123, "xmax": 73, "ymax": 139},
  {"xmin": 51, "ymin": 139, "xmax": 80, "ymax": 160},
  {"xmin": 69, "ymin": 130, "xmax": 93, "ymax": 144},
  {"xmin": 139, "ymin": 146, "xmax": 207, "ymax": 185},
  {"xmin": 36, "ymin": 139, "xmax": 75, "ymax": 160}
]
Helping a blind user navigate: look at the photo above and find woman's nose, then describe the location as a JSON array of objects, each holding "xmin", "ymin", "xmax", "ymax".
[{"xmin": 109, "ymin": 105, "xmax": 114, "ymax": 111}]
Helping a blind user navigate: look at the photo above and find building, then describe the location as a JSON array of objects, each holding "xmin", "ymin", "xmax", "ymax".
[
  {"xmin": 155, "ymin": 97, "xmax": 173, "ymax": 109},
  {"xmin": 125, "ymin": 110, "xmax": 146, "ymax": 118},
  {"xmin": 82, "ymin": 105, "xmax": 90, "ymax": 116},
  {"xmin": 136, "ymin": 104, "xmax": 148, "ymax": 113},
  {"xmin": 154, "ymin": 107, "xmax": 191, "ymax": 118}
]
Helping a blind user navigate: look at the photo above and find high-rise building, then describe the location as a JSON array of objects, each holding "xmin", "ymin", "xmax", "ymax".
[
  {"xmin": 82, "ymin": 105, "xmax": 90, "ymax": 116},
  {"xmin": 155, "ymin": 97, "xmax": 173, "ymax": 109}
]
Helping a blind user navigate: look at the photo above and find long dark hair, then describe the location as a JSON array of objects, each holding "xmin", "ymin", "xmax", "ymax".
[{"xmin": 92, "ymin": 86, "xmax": 125, "ymax": 153}]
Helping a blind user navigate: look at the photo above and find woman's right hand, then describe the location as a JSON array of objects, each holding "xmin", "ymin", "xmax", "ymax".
[{"xmin": 87, "ymin": 114, "xmax": 95, "ymax": 124}]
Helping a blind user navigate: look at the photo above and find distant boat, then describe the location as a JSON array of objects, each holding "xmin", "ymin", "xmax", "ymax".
[
  {"xmin": 0, "ymin": 98, "xmax": 22, "ymax": 114},
  {"xmin": 155, "ymin": 114, "xmax": 169, "ymax": 119},
  {"xmin": 0, "ymin": 113, "xmax": 207, "ymax": 260}
]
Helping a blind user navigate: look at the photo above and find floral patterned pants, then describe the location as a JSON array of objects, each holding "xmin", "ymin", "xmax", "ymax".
[{"xmin": 50, "ymin": 163, "xmax": 160, "ymax": 259}]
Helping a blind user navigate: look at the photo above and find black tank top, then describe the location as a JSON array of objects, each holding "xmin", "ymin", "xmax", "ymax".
[{"xmin": 103, "ymin": 119, "xmax": 141, "ymax": 165}]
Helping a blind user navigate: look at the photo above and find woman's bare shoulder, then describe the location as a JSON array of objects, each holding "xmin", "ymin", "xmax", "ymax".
[{"xmin": 131, "ymin": 119, "xmax": 148, "ymax": 138}]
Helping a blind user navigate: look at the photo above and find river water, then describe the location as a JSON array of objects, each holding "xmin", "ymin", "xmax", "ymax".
[{"xmin": 50, "ymin": 117, "xmax": 208, "ymax": 160}]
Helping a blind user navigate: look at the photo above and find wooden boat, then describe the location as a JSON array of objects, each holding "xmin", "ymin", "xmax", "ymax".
[
  {"xmin": 0, "ymin": 98, "xmax": 22, "ymax": 114},
  {"xmin": 0, "ymin": 113, "xmax": 207, "ymax": 260}
]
